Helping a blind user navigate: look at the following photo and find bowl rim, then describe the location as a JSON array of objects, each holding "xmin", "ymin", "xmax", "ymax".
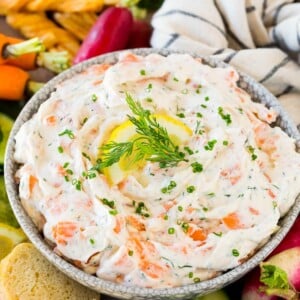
[{"xmin": 4, "ymin": 48, "xmax": 300, "ymax": 299}]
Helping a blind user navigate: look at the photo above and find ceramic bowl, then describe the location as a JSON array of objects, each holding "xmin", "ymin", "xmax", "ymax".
[{"xmin": 4, "ymin": 48, "xmax": 300, "ymax": 300}]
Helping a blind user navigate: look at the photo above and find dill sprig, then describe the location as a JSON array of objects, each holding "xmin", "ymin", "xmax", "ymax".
[{"xmin": 96, "ymin": 93, "xmax": 187, "ymax": 171}]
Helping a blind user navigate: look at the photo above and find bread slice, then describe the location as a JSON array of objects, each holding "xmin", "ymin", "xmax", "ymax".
[{"xmin": 0, "ymin": 243, "xmax": 100, "ymax": 300}]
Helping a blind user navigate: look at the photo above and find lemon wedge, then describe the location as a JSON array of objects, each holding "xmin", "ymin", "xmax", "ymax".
[
  {"xmin": 102, "ymin": 114, "xmax": 192, "ymax": 185},
  {"xmin": 0, "ymin": 223, "xmax": 27, "ymax": 260}
]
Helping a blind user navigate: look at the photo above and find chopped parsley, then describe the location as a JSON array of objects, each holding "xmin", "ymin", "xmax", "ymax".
[
  {"xmin": 204, "ymin": 139, "xmax": 217, "ymax": 151},
  {"xmin": 188, "ymin": 272, "xmax": 193, "ymax": 278},
  {"xmin": 128, "ymin": 250, "xmax": 134, "ymax": 256},
  {"xmin": 193, "ymin": 277, "xmax": 200, "ymax": 283},
  {"xmin": 89, "ymin": 238, "xmax": 95, "ymax": 245},
  {"xmin": 140, "ymin": 69, "xmax": 146, "ymax": 75},
  {"xmin": 173, "ymin": 77, "xmax": 179, "ymax": 82},
  {"xmin": 146, "ymin": 83, "xmax": 152, "ymax": 92},
  {"xmin": 186, "ymin": 185, "xmax": 195, "ymax": 193},
  {"xmin": 191, "ymin": 162, "xmax": 203, "ymax": 173},
  {"xmin": 223, "ymin": 140, "xmax": 229, "ymax": 146},
  {"xmin": 196, "ymin": 112, "xmax": 203, "ymax": 118},
  {"xmin": 101, "ymin": 198, "xmax": 115, "ymax": 209},
  {"xmin": 213, "ymin": 232, "xmax": 223, "ymax": 237},
  {"xmin": 135, "ymin": 201, "xmax": 150, "ymax": 217},
  {"xmin": 201, "ymin": 104, "xmax": 207, "ymax": 109},
  {"xmin": 176, "ymin": 113, "xmax": 185, "ymax": 118},
  {"xmin": 109, "ymin": 209, "xmax": 118, "ymax": 215},
  {"xmin": 178, "ymin": 206, "xmax": 183, "ymax": 212},
  {"xmin": 181, "ymin": 222, "xmax": 189, "ymax": 233},
  {"xmin": 204, "ymin": 96, "xmax": 210, "ymax": 101},
  {"xmin": 247, "ymin": 145, "xmax": 258, "ymax": 161}
]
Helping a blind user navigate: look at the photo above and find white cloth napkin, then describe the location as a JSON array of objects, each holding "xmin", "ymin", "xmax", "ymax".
[{"xmin": 151, "ymin": 0, "xmax": 300, "ymax": 129}]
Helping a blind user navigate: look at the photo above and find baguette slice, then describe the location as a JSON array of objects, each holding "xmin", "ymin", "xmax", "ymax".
[{"xmin": 0, "ymin": 243, "xmax": 100, "ymax": 300}]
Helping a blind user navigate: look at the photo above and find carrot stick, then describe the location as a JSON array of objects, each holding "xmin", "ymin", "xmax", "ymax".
[
  {"xmin": 0, "ymin": 34, "xmax": 44, "ymax": 70},
  {"xmin": 0, "ymin": 65, "xmax": 29, "ymax": 101}
]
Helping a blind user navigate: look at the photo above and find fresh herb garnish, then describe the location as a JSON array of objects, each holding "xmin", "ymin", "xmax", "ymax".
[
  {"xmin": 191, "ymin": 162, "xmax": 203, "ymax": 173},
  {"xmin": 176, "ymin": 113, "xmax": 185, "ymax": 118},
  {"xmin": 57, "ymin": 146, "xmax": 64, "ymax": 153},
  {"xmin": 204, "ymin": 139, "xmax": 217, "ymax": 151},
  {"xmin": 232, "ymin": 249, "xmax": 240, "ymax": 256},
  {"xmin": 218, "ymin": 107, "xmax": 232, "ymax": 125},
  {"xmin": 140, "ymin": 69, "xmax": 146, "ymax": 76},
  {"xmin": 135, "ymin": 201, "xmax": 150, "ymax": 217},
  {"xmin": 97, "ymin": 93, "xmax": 188, "ymax": 170},
  {"xmin": 168, "ymin": 227, "xmax": 175, "ymax": 234},
  {"xmin": 59, "ymin": 129, "xmax": 75, "ymax": 139},
  {"xmin": 186, "ymin": 186, "xmax": 195, "ymax": 193},
  {"xmin": 161, "ymin": 180, "xmax": 177, "ymax": 194},
  {"xmin": 91, "ymin": 94, "xmax": 98, "ymax": 102}
]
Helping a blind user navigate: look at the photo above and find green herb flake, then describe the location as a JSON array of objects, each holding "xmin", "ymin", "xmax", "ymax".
[
  {"xmin": 184, "ymin": 146, "xmax": 194, "ymax": 155},
  {"xmin": 82, "ymin": 152, "xmax": 91, "ymax": 161},
  {"xmin": 168, "ymin": 227, "xmax": 175, "ymax": 234},
  {"xmin": 145, "ymin": 97, "xmax": 153, "ymax": 103},
  {"xmin": 63, "ymin": 162, "xmax": 70, "ymax": 169},
  {"xmin": 173, "ymin": 77, "xmax": 179, "ymax": 82},
  {"xmin": 146, "ymin": 83, "xmax": 152, "ymax": 92},
  {"xmin": 204, "ymin": 96, "xmax": 210, "ymax": 101},
  {"xmin": 191, "ymin": 162, "xmax": 203, "ymax": 173},
  {"xmin": 109, "ymin": 209, "xmax": 118, "ymax": 215},
  {"xmin": 218, "ymin": 107, "xmax": 232, "ymax": 125},
  {"xmin": 196, "ymin": 112, "xmax": 203, "ymax": 118},
  {"xmin": 101, "ymin": 198, "xmax": 115, "ymax": 209},
  {"xmin": 135, "ymin": 201, "xmax": 150, "ymax": 218},
  {"xmin": 163, "ymin": 215, "xmax": 168, "ymax": 220},
  {"xmin": 178, "ymin": 206, "xmax": 183, "ymax": 212},
  {"xmin": 59, "ymin": 129, "xmax": 75, "ymax": 139},
  {"xmin": 89, "ymin": 238, "xmax": 95, "ymax": 245},
  {"xmin": 232, "ymin": 249, "xmax": 240, "ymax": 257},
  {"xmin": 188, "ymin": 272, "xmax": 193, "ymax": 278},
  {"xmin": 193, "ymin": 277, "xmax": 200, "ymax": 283},
  {"xmin": 140, "ymin": 69, "xmax": 146, "ymax": 76},
  {"xmin": 181, "ymin": 222, "xmax": 189, "ymax": 233},
  {"xmin": 223, "ymin": 140, "xmax": 229, "ymax": 146},
  {"xmin": 176, "ymin": 113, "xmax": 185, "ymax": 118},
  {"xmin": 201, "ymin": 104, "xmax": 207, "ymax": 109},
  {"xmin": 91, "ymin": 94, "xmax": 98, "ymax": 102},
  {"xmin": 181, "ymin": 89, "xmax": 188, "ymax": 95},
  {"xmin": 186, "ymin": 186, "xmax": 195, "ymax": 193},
  {"xmin": 204, "ymin": 139, "xmax": 217, "ymax": 151},
  {"xmin": 161, "ymin": 180, "xmax": 177, "ymax": 194},
  {"xmin": 213, "ymin": 232, "xmax": 223, "ymax": 237},
  {"xmin": 57, "ymin": 146, "xmax": 64, "ymax": 153},
  {"xmin": 128, "ymin": 250, "xmax": 134, "ymax": 256}
]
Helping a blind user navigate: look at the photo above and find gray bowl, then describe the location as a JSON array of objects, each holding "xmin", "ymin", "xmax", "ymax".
[{"xmin": 4, "ymin": 48, "xmax": 300, "ymax": 300}]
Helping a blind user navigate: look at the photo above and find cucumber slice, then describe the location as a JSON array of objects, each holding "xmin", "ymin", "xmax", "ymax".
[
  {"xmin": 0, "ymin": 176, "xmax": 19, "ymax": 228},
  {"xmin": 193, "ymin": 290, "xmax": 229, "ymax": 300},
  {"xmin": 0, "ymin": 113, "xmax": 14, "ymax": 172}
]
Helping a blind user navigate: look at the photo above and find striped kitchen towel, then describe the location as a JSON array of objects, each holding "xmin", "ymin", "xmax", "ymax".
[{"xmin": 151, "ymin": 0, "xmax": 300, "ymax": 129}]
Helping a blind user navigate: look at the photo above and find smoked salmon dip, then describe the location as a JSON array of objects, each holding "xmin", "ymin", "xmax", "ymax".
[{"xmin": 14, "ymin": 53, "xmax": 300, "ymax": 288}]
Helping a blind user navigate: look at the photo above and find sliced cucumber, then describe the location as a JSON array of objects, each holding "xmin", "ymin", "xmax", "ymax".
[
  {"xmin": 0, "ymin": 176, "xmax": 19, "ymax": 228},
  {"xmin": 193, "ymin": 290, "xmax": 229, "ymax": 300},
  {"xmin": 0, "ymin": 113, "xmax": 14, "ymax": 173}
]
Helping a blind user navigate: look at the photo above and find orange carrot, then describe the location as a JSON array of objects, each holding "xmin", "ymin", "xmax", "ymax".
[
  {"xmin": 0, "ymin": 34, "xmax": 42, "ymax": 70},
  {"xmin": 222, "ymin": 212, "xmax": 243, "ymax": 229},
  {"xmin": 53, "ymin": 221, "xmax": 78, "ymax": 245},
  {"xmin": 126, "ymin": 215, "xmax": 145, "ymax": 231},
  {"xmin": 140, "ymin": 260, "xmax": 166, "ymax": 279},
  {"xmin": 0, "ymin": 65, "xmax": 29, "ymax": 101},
  {"xmin": 249, "ymin": 207, "xmax": 260, "ymax": 215},
  {"xmin": 29, "ymin": 175, "xmax": 38, "ymax": 193},
  {"xmin": 188, "ymin": 226, "xmax": 207, "ymax": 242}
]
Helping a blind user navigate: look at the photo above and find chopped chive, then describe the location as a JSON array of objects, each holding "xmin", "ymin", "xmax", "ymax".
[
  {"xmin": 82, "ymin": 152, "xmax": 91, "ymax": 160},
  {"xmin": 218, "ymin": 107, "xmax": 232, "ymax": 125},
  {"xmin": 232, "ymin": 249, "xmax": 240, "ymax": 257},
  {"xmin": 161, "ymin": 187, "xmax": 168, "ymax": 194},
  {"xmin": 168, "ymin": 227, "xmax": 175, "ymax": 234},
  {"xmin": 213, "ymin": 232, "xmax": 223, "ymax": 237},
  {"xmin": 64, "ymin": 175, "xmax": 69, "ymax": 182},
  {"xmin": 201, "ymin": 104, "xmax": 207, "ymax": 108},
  {"xmin": 193, "ymin": 277, "xmax": 200, "ymax": 283},
  {"xmin": 59, "ymin": 129, "xmax": 75, "ymax": 139},
  {"xmin": 204, "ymin": 96, "xmax": 210, "ymax": 101},
  {"xmin": 207, "ymin": 192, "xmax": 215, "ymax": 197},
  {"xmin": 63, "ymin": 162, "xmax": 69, "ymax": 168},
  {"xmin": 57, "ymin": 146, "xmax": 64, "ymax": 153},
  {"xmin": 145, "ymin": 97, "xmax": 153, "ymax": 103},
  {"xmin": 186, "ymin": 185, "xmax": 195, "ymax": 193},
  {"xmin": 91, "ymin": 94, "xmax": 98, "ymax": 102},
  {"xmin": 140, "ymin": 69, "xmax": 146, "ymax": 75},
  {"xmin": 181, "ymin": 222, "xmax": 189, "ymax": 233},
  {"xmin": 89, "ymin": 238, "xmax": 95, "ymax": 245},
  {"xmin": 203, "ymin": 207, "xmax": 209, "ymax": 212},
  {"xmin": 66, "ymin": 169, "xmax": 73, "ymax": 175},
  {"xmin": 223, "ymin": 140, "xmax": 229, "ymax": 146},
  {"xmin": 173, "ymin": 77, "xmax": 179, "ymax": 82},
  {"xmin": 101, "ymin": 198, "xmax": 115, "ymax": 209},
  {"xmin": 178, "ymin": 206, "xmax": 183, "ymax": 212},
  {"xmin": 109, "ymin": 209, "xmax": 118, "ymax": 215},
  {"xmin": 196, "ymin": 112, "xmax": 203, "ymax": 118},
  {"xmin": 188, "ymin": 272, "xmax": 193, "ymax": 278}
]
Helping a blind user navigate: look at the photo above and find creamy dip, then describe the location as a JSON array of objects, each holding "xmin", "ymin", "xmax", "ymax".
[{"xmin": 14, "ymin": 53, "xmax": 300, "ymax": 288}]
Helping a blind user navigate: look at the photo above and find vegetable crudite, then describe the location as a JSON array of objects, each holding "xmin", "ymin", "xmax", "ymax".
[{"xmin": 5, "ymin": 49, "xmax": 300, "ymax": 300}]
